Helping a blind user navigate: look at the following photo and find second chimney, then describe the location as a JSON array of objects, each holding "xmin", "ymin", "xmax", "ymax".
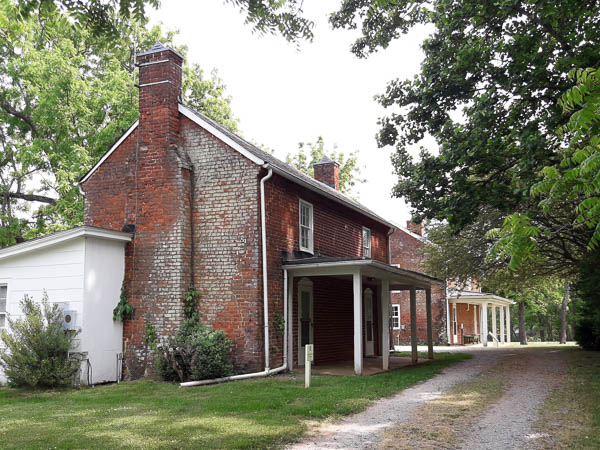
[
  {"xmin": 313, "ymin": 155, "xmax": 340, "ymax": 191},
  {"xmin": 406, "ymin": 220, "xmax": 425, "ymax": 236}
]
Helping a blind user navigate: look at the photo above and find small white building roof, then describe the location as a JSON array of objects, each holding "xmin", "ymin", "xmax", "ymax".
[
  {"xmin": 0, "ymin": 226, "xmax": 132, "ymax": 261},
  {"xmin": 448, "ymin": 290, "xmax": 515, "ymax": 306}
]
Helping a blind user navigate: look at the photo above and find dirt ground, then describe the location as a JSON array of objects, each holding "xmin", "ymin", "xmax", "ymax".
[{"xmin": 289, "ymin": 345, "xmax": 573, "ymax": 449}]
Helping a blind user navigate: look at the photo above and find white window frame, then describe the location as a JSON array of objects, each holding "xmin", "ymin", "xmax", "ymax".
[
  {"xmin": 362, "ymin": 226, "xmax": 371, "ymax": 258},
  {"xmin": 0, "ymin": 281, "xmax": 8, "ymax": 330},
  {"xmin": 299, "ymin": 199, "xmax": 314, "ymax": 254},
  {"xmin": 392, "ymin": 304, "xmax": 400, "ymax": 329}
]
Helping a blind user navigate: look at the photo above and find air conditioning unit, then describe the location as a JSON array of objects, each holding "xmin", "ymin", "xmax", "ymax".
[{"xmin": 63, "ymin": 310, "xmax": 77, "ymax": 330}]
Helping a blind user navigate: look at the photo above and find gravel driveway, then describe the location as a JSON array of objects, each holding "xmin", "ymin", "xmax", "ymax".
[{"xmin": 288, "ymin": 346, "xmax": 570, "ymax": 449}]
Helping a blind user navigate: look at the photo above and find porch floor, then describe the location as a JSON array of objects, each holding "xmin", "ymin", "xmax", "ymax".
[{"xmin": 295, "ymin": 355, "xmax": 427, "ymax": 376}]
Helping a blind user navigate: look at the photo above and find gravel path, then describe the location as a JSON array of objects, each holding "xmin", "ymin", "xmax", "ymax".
[
  {"xmin": 289, "ymin": 346, "xmax": 570, "ymax": 450},
  {"xmin": 459, "ymin": 348, "xmax": 569, "ymax": 450}
]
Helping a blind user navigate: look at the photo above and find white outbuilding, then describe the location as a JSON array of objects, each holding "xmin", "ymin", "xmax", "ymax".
[{"xmin": 0, "ymin": 226, "xmax": 132, "ymax": 385}]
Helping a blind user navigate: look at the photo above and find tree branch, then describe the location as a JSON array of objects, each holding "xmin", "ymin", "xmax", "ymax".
[{"xmin": 4, "ymin": 191, "xmax": 56, "ymax": 205}]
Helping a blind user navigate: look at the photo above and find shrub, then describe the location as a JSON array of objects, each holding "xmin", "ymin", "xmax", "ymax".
[
  {"xmin": 155, "ymin": 318, "xmax": 233, "ymax": 382},
  {"xmin": 0, "ymin": 293, "xmax": 80, "ymax": 388}
]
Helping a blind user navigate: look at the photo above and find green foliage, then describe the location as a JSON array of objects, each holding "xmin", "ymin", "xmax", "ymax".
[
  {"xmin": 285, "ymin": 136, "xmax": 365, "ymax": 196},
  {"xmin": 154, "ymin": 319, "xmax": 233, "ymax": 382},
  {"xmin": 0, "ymin": 293, "xmax": 80, "ymax": 388},
  {"xmin": 144, "ymin": 321, "xmax": 157, "ymax": 351},
  {"xmin": 112, "ymin": 281, "xmax": 134, "ymax": 321},
  {"xmin": 182, "ymin": 284, "xmax": 199, "ymax": 320},
  {"xmin": 574, "ymin": 251, "xmax": 600, "ymax": 350},
  {"xmin": 0, "ymin": 2, "xmax": 238, "ymax": 247}
]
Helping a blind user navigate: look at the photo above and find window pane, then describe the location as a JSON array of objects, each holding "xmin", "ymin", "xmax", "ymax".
[
  {"xmin": 301, "ymin": 227, "xmax": 308, "ymax": 248},
  {"xmin": 301, "ymin": 292, "xmax": 310, "ymax": 319},
  {"xmin": 0, "ymin": 286, "xmax": 6, "ymax": 313},
  {"xmin": 301, "ymin": 321, "xmax": 310, "ymax": 346}
]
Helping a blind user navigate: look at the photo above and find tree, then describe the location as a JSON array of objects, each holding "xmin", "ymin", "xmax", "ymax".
[
  {"xmin": 285, "ymin": 136, "xmax": 366, "ymax": 196},
  {"xmin": 0, "ymin": 1, "xmax": 237, "ymax": 247}
]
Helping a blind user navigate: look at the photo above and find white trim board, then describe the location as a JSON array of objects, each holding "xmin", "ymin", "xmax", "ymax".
[{"xmin": 79, "ymin": 121, "xmax": 139, "ymax": 184}]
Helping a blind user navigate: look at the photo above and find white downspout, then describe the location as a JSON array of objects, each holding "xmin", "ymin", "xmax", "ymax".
[
  {"xmin": 260, "ymin": 166, "xmax": 273, "ymax": 371},
  {"xmin": 181, "ymin": 165, "xmax": 288, "ymax": 388}
]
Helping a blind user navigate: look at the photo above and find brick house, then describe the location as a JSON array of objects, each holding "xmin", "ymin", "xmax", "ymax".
[
  {"xmin": 76, "ymin": 43, "xmax": 443, "ymax": 379},
  {"xmin": 389, "ymin": 223, "xmax": 448, "ymax": 347}
]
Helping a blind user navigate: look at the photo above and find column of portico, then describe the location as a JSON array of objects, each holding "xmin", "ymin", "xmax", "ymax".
[
  {"xmin": 500, "ymin": 304, "xmax": 505, "ymax": 344},
  {"xmin": 492, "ymin": 305, "xmax": 497, "ymax": 340},
  {"xmin": 506, "ymin": 305, "xmax": 512, "ymax": 344}
]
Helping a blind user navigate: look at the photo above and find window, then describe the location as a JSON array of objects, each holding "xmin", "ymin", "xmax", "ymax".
[
  {"xmin": 299, "ymin": 199, "xmax": 313, "ymax": 253},
  {"xmin": 0, "ymin": 284, "xmax": 6, "ymax": 328},
  {"xmin": 392, "ymin": 304, "xmax": 400, "ymax": 329},
  {"xmin": 362, "ymin": 227, "xmax": 371, "ymax": 258}
]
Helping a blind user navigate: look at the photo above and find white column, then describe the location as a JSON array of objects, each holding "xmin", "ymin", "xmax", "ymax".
[
  {"xmin": 473, "ymin": 304, "xmax": 478, "ymax": 337},
  {"xmin": 492, "ymin": 305, "xmax": 497, "ymax": 339},
  {"xmin": 482, "ymin": 302, "xmax": 488, "ymax": 347},
  {"xmin": 353, "ymin": 270, "xmax": 363, "ymax": 375},
  {"xmin": 287, "ymin": 275, "xmax": 294, "ymax": 369},
  {"xmin": 410, "ymin": 287, "xmax": 418, "ymax": 364},
  {"xmin": 426, "ymin": 288, "xmax": 434, "ymax": 360},
  {"xmin": 500, "ymin": 304, "xmax": 505, "ymax": 344},
  {"xmin": 506, "ymin": 305, "xmax": 512, "ymax": 343},
  {"xmin": 381, "ymin": 279, "xmax": 390, "ymax": 370}
]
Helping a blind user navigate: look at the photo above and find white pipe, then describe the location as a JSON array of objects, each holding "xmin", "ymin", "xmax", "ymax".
[
  {"xmin": 181, "ymin": 165, "xmax": 285, "ymax": 388},
  {"xmin": 181, "ymin": 366, "xmax": 286, "ymax": 387},
  {"xmin": 260, "ymin": 166, "xmax": 273, "ymax": 370}
]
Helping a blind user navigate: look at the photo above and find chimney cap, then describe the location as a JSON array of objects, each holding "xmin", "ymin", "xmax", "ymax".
[
  {"xmin": 136, "ymin": 42, "xmax": 184, "ymax": 60},
  {"xmin": 313, "ymin": 155, "xmax": 339, "ymax": 166}
]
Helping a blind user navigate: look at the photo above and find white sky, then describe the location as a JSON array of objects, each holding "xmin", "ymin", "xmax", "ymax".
[{"xmin": 148, "ymin": 0, "xmax": 436, "ymax": 226}]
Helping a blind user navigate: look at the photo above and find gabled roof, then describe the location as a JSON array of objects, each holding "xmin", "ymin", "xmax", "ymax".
[
  {"xmin": 391, "ymin": 222, "xmax": 427, "ymax": 243},
  {"xmin": 79, "ymin": 103, "xmax": 395, "ymax": 229},
  {"xmin": 0, "ymin": 226, "xmax": 132, "ymax": 260},
  {"xmin": 449, "ymin": 290, "xmax": 515, "ymax": 306}
]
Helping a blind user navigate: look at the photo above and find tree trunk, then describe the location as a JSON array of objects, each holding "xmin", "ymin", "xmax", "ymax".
[
  {"xmin": 547, "ymin": 316, "xmax": 553, "ymax": 342},
  {"xmin": 519, "ymin": 302, "xmax": 528, "ymax": 345},
  {"xmin": 560, "ymin": 282, "xmax": 569, "ymax": 344}
]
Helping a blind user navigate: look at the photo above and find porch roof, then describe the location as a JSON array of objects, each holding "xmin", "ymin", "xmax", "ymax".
[
  {"xmin": 282, "ymin": 256, "xmax": 442, "ymax": 290},
  {"xmin": 449, "ymin": 290, "xmax": 515, "ymax": 306}
]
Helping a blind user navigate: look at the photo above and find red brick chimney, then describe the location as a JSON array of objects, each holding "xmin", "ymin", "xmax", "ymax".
[
  {"xmin": 406, "ymin": 220, "xmax": 425, "ymax": 236},
  {"xmin": 313, "ymin": 155, "xmax": 340, "ymax": 190}
]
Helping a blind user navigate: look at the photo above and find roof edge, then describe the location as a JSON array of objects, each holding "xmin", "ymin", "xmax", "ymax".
[{"xmin": 0, "ymin": 226, "xmax": 132, "ymax": 261}]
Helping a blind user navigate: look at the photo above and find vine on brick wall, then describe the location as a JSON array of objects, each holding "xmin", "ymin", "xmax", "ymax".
[
  {"xmin": 113, "ymin": 281, "xmax": 134, "ymax": 321},
  {"xmin": 183, "ymin": 284, "xmax": 199, "ymax": 321}
]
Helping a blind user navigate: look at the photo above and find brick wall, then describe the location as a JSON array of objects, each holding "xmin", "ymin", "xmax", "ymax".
[
  {"xmin": 181, "ymin": 117, "xmax": 264, "ymax": 373},
  {"xmin": 389, "ymin": 228, "xmax": 448, "ymax": 345}
]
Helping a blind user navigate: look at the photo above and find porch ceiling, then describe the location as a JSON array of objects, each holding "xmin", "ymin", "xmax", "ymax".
[{"xmin": 282, "ymin": 257, "xmax": 442, "ymax": 290}]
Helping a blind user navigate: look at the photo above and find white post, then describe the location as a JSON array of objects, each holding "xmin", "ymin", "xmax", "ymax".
[
  {"xmin": 305, "ymin": 344, "xmax": 313, "ymax": 388},
  {"xmin": 473, "ymin": 304, "xmax": 478, "ymax": 338},
  {"xmin": 287, "ymin": 275, "xmax": 294, "ymax": 369},
  {"xmin": 500, "ymin": 304, "xmax": 505, "ymax": 344},
  {"xmin": 426, "ymin": 288, "xmax": 433, "ymax": 360},
  {"xmin": 506, "ymin": 305, "xmax": 512, "ymax": 344},
  {"xmin": 381, "ymin": 278, "xmax": 390, "ymax": 370},
  {"xmin": 410, "ymin": 287, "xmax": 418, "ymax": 364},
  {"xmin": 492, "ymin": 305, "xmax": 497, "ymax": 339},
  {"xmin": 353, "ymin": 270, "xmax": 363, "ymax": 375},
  {"xmin": 482, "ymin": 302, "xmax": 488, "ymax": 347}
]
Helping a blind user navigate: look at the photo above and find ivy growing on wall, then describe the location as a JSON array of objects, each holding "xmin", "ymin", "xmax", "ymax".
[{"xmin": 113, "ymin": 281, "xmax": 134, "ymax": 321}]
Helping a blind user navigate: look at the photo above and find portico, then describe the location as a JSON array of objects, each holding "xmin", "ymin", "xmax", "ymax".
[
  {"xmin": 283, "ymin": 257, "xmax": 442, "ymax": 375},
  {"xmin": 448, "ymin": 291, "xmax": 515, "ymax": 346}
]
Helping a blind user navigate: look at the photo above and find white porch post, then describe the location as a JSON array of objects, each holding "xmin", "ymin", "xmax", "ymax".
[
  {"xmin": 353, "ymin": 270, "xmax": 363, "ymax": 375},
  {"xmin": 287, "ymin": 274, "xmax": 294, "ymax": 369},
  {"xmin": 381, "ymin": 278, "xmax": 390, "ymax": 370},
  {"xmin": 492, "ymin": 305, "xmax": 497, "ymax": 339},
  {"xmin": 500, "ymin": 304, "xmax": 505, "ymax": 344},
  {"xmin": 426, "ymin": 288, "xmax": 434, "ymax": 360},
  {"xmin": 482, "ymin": 302, "xmax": 488, "ymax": 347},
  {"xmin": 506, "ymin": 305, "xmax": 512, "ymax": 344},
  {"xmin": 410, "ymin": 287, "xmax": 418, "ymax": 364},
  {"xmin": 473, "ymin": 304, "xmax": 478, "ymax": 337}
]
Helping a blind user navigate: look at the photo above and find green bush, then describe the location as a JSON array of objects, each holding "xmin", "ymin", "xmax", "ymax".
[
  {"xmin": 155, "ymin": 318, "xmax": 233, "ymax": 382},
  {"xmin": 0, "ymin": 293, "xmax": 80, "ymax": 388}
]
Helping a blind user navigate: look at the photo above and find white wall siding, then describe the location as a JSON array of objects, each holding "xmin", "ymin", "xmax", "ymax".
[{"xmin": 83, "ymin": 237, "xmax": 125, "ymax": 384}]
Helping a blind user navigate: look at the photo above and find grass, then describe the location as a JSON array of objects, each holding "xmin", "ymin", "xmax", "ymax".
[
  {"xmin": 531, "ymin": 348, "xmax": 600, "ymax": 449},
  {"xmin": 0, "ymin": 352, "xmax": 470, "ymax": 449},
  {"xmin": 379, "ymin": 356, "xmax": 508, "ymax": 449}
]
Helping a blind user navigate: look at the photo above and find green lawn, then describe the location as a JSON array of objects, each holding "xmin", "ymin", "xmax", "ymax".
[{"xmin": 0, "ymin": 352, "xmax": 469, "ymax": 449}]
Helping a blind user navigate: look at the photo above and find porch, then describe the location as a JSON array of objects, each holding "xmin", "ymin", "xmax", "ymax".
[
  {"xmin": 292, "ymin": 355, "xmax": 426, "ymax": 376},
  {"xmin": 283, "ymin": 257, "xmax": 443, "ymax": 376},
  {"xmin": 448, "ymin": 291, "xmax": 515, "ymax": 346}
]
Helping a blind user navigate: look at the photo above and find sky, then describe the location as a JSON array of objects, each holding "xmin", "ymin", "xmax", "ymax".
[{"xmin": 148, "ymin": 1, "xmax": 436, "ymax": 226}]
